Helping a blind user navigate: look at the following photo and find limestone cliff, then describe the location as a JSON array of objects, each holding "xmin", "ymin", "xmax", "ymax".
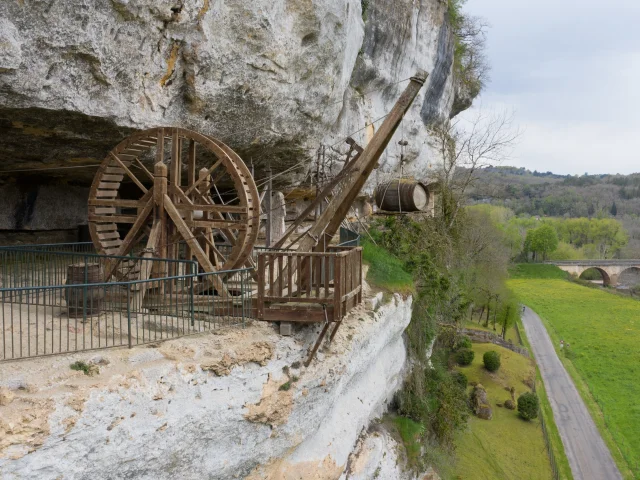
[
  {"xmin": 0, "ymin": 293, "xmax": 415, "ymax": 479},
  {"xmin": 0, "ymin": 0, "xmax": 461, "ymax": 188}
]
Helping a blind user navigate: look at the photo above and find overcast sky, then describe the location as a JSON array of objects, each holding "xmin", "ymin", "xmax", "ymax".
[{"xmin": 464, "ymin": 0, "xmax": 640, "ymax": 175}]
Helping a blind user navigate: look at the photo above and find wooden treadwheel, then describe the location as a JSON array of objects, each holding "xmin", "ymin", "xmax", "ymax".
[{"xmin": 87, "ymin": 127, "xmax": 259, "ymax": 289}]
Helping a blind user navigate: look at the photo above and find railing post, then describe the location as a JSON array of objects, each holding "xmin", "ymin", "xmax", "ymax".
[
  {"xmin": 83, "ymin": 254, "xmax": 88, "ymax": 322},
  {"xmin": 241, "ymin": 270, "xmax": 246, "ymax": 327},
  {"xmin": 333, "ymin": 255, "xmax": 341, "ymax": 322},
  {"xmin": 126, "ymin": 288, "xmax": 132, "ymax": 349},
  {"xmin": 189, "ymin": 263, "xmax": 195, "ymax": 328},
  {"xmin": 257, "ymin": 254, "xmax": 265, "ymax": 320}
]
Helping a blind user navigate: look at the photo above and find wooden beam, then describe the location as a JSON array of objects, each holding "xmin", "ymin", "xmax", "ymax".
[
  {"xmin": 110, "ymin": 153, "xmax": 148, "ymax": 194},
  {"xmin": 130, "ymin": 220, "xmax": 162, "ymax": 311},
  {"xmin": 184, "ymin": 159, "xmax": 222, "ymax": 196},
  {"xmin": 89, "ymin": 198, "xmax": 148, "ymax": 208},
  {"xmin": 89, "ymin": 214, "xmax": 139, "ymax": 224},
  {"xmin": 102, "ymin": 195, "xmax": 155, "ymax": 280},
  {"xmin": 163, "ymin": 194, "xmax": 229, "ymax": 296}
]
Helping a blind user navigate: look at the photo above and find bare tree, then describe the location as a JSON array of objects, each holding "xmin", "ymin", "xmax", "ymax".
[
  {"xmin": 431, "ymin": 109, "xmax": 520, "ymax": 227},
  {"xmin": 455, "ymin": 15, "xmax": 491, "ymax": 98}
]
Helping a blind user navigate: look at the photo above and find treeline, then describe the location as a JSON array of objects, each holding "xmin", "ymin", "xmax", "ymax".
[
  {"xmin": 469, "ymin": 205, "xmax": 630, "ymax": 261},
  {"xmin": 462, "ymin": 166, "xmax": 640, "ymax": 218}
]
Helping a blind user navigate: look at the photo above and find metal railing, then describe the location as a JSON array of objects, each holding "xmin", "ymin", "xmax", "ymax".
[
  {"xmin": 339, "ymin": 227, "xmax": 361, "ymax": 247},
  {"xmin": 0, "ymin": 245, "xmax": 253, "ymax": 362},
  {"xmin": 547, "ymin": 260, "xmax": 640, "ymax": 266},
  {"xmin": 533, "ymin": 381, "xmax": 561, "ymax": 480}
]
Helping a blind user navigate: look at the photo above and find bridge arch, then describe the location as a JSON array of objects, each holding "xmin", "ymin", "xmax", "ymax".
[
  {"xmin": 618, "ymin": 267, "xmax": 640, "ymax": 286},
  {"xmin": 579, "ymin": 267, "xmax": 611, "ymax": 286}
]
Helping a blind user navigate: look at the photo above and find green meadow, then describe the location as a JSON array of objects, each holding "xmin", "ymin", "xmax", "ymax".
[
  {"xmin": 454, "ymin": 343, "xmax": 553, "ymax": 479},
  {"xmin": 509, "ymin": 273, "xmax": 640, "ymax": 479}
]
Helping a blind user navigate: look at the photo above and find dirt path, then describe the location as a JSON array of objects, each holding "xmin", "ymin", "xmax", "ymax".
[{"xmin": 521, "ymin": 306, "xmax": 622, "ymax": 480}]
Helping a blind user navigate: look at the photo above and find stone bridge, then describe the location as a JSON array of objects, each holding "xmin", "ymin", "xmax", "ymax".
[{"xmin": 548, "ymin": 261, "xmax": 640, "ymax": 286}]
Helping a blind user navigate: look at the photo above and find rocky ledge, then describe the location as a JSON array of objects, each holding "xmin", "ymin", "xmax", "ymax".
[{"xmin": 0, "ymin": 290, "xmax": 413, "ymax": 479}]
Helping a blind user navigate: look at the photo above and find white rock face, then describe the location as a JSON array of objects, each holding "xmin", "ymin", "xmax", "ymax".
[
  {"xmin": 0, "ymin": 0, "xmax": 457, "ymax": 183},
  {"xmin": 341, "ymin": 427, "xmax": 441, "ymax": 480},
  {"xmin": 0, "ymin": 294, "xmax": 413, "ymax": 479}
]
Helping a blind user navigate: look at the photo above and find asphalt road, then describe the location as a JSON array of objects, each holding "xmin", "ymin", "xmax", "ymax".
[{"xmin": 521, "ymin": 306, "xmax": 623, "ymax": 480}]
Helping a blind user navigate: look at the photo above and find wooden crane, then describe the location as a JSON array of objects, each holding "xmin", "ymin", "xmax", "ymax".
[{"xmin": 272, "ymin": 70, "xmax": 429, "ymax": 253}]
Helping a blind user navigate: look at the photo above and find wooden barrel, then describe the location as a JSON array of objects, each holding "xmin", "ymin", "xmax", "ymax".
[
  {"xmin": 64, "ymin": 263, "xmax": 104, "ymax": 317},
  {"xmin": 374, "ymin": 180, "xmax": 428, "ymax": 212}
]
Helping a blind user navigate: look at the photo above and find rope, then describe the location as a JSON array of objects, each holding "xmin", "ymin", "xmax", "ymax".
[{"xmin": 0, "ymin": 164, "xmax": 100, "ymax": 174}]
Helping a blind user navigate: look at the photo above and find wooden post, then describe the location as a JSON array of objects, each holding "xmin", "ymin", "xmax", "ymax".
[
  {"xmin": 154, "ymin": 162, "xmax": 168, "ymax": 258},
  {"xmin": 186, "ymin": 139, "xmax": 196, "ymax": 261},
  {"xmin": 266, "ymin": 163, "xmax": 272, "ymax": 247},
  {"xmin": 270, "ymin": 191, "xmax": 286, "ymax": 245}
]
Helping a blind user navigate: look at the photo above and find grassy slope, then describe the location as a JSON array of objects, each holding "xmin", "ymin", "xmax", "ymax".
[
  {"xmin": 509, "ymin": 278, "xmax": 639, "ymax": 479},
  {"xmin": 362, "ymin": 240, "xmax": 414, "ymax": 294},
  {"xmin": 454, "ymin": 343, "xmax": 553, "ymax": 480}
]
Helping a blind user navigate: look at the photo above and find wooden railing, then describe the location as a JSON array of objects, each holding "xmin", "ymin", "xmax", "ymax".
[{"xmin": 256, "ymin": 246, "xmax": 363, "ymax": 323}]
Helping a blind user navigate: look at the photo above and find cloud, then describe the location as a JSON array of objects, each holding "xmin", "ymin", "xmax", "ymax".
[{"xmin": 463, "ymin": 0, "xmax": 640, "ymax": 174}]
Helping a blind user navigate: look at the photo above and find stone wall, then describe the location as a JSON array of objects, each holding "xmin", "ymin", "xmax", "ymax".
[{"xmin": 461, "ymin": 328, "xmax": 530, "ymax": 358}]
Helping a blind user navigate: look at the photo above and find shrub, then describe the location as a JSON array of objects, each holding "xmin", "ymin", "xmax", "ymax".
[
  {"xmin": 70, "ymin": 361, "xmax": 99, "ymax": 376},
  {"xmin": 517, "ymin": 392, "xmax": 539, "ymax": 420},
  {"xmin": 455, "ymin": 336, "xmax": 472, "ymax": 350},
  {"xmin": 483, "ymin": 350, "xmax": 501, "ymax": 372},
  {"xmin": 456, "ymin": 348, "xmax": 475, "ymax": 366},
  {"xmin": 452, "ymin": 371, "xmax": 468, "ymax": 389}
]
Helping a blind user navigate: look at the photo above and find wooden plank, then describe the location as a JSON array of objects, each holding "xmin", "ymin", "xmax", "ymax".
[
  {"xmin": 324, "ymin": 256, "xmax": 330, "ymax": 297},
  {"xmin": 96, "ymin": 190, "xmax": 117, "ymax": 198},
  {"xmin": 187, "ymin": 140, "xmax": 196, "ymax": 189},
  {"xmin": 174, "ymin": 203, "xmax": 248, "ymax": 214},
  {"xmin": 305, "ymin": 310, "xmax": 331, "ymax": 366},
  {"xmin": 263, "ymin": 296, "xmax": 332, "ymax": 304},
  {"xmin": 269, "ymin": 253, "xmax": 274, "ymax": 296},
  {"xmin": 261, "ymin": 310, "xmax": 327, "ymax": 323},
  {"xmin": 187, "ymin": 220, "xmax": 247, "ymax": 230},
  {"xmin": 89, "ymin": 214, "xmax": 138, "ymax": 223},
  {"xmin": 98, "ymin": 182, "xmax": 120, "ymax": 190},
  {"xmin": 102, "ymin": 174, "xmax": 124, "ymax": 182},
  {"xmin": 89, "ymin": 198, "xmax": 146, "ymax": 208},
  {"xmin": 287, "ymin": 255, "xmax": 293, "ymax": 301},
  {"xmin": 170, "ymin": 129, "xmax": 181, "ymax": 189},
  {"xmin": 315, "ymin": 256, "xmax": 321, "ymax": 298},
  {"xmin": 277, "ymin": 255, "xmax": 283, "ymax": 298},
  {"xmin": 297, "ymin": 255, "xmax": 302, "ymax": 297},
  {"xmin": 333, "ymin": 257, "xmax": 342, "ymax": 321},
  {"xmin": 101, "ymin": 239, "xmax": 123, "ymax": 248},
  {"xmin": 98, "ymin": 231, "xmax": 120, "ymax": 240},
  {"xmin": 306, "ymin": 255, "xmax": 312, "ymax": 297},
  {"xmin": 95, "ymin": 224, "xmax": 117, "ymax": 232},
  {"xmin": 105, "ymin": 167, "xmax": 125, "ymax": 175},
  {"xmin": 94, "ymin": 207, "xmax": 116, "ymax": 215},
  {"xmin": 341, "ymin": 285, "xmax": 362, "ymax": 302}
]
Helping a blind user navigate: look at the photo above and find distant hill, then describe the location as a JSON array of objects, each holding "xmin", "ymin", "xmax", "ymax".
[
  {"xmin": 462, "ymin": 166, "xmax": 640, "ymax": 258},
  {"xmin": 463, "ymin": 166, "xmax": 640, "ymax": 218}
]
